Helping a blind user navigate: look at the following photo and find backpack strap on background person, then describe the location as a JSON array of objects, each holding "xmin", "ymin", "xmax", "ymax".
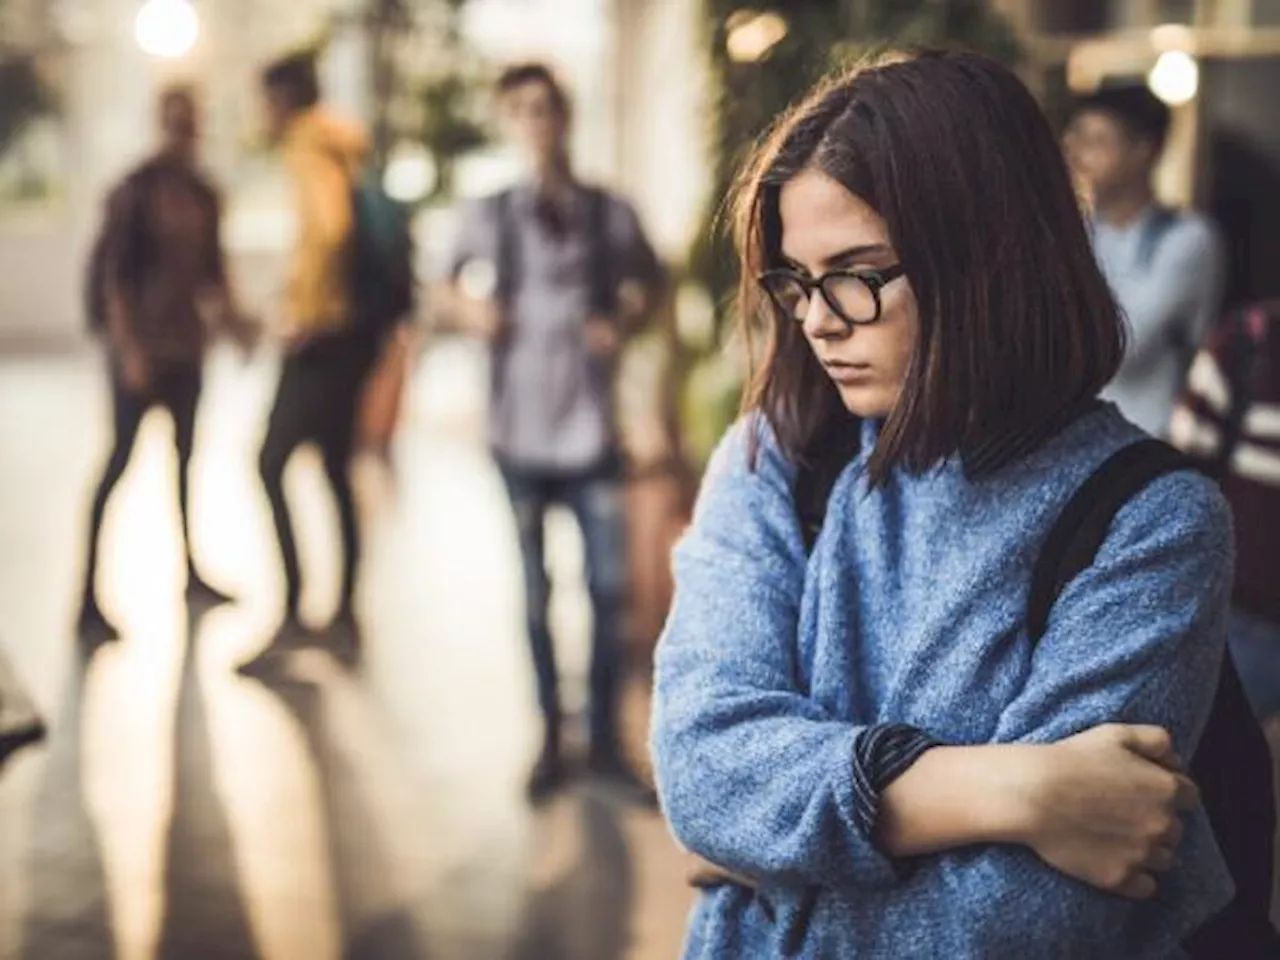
[
  {"xmin": 1134, "ymin": 206, "xmax": 1202, "ymax": 368},
  {"xmin": 1136, "ymin": 205, "xmax": 1179, "ymax": 271},
  {"xmin": 492, "ymin": 187, "xmax": 518, "ymax": 308},
  {"xmin": 582, "ymin": 185, "xmax": 617, "ymax": 318}
]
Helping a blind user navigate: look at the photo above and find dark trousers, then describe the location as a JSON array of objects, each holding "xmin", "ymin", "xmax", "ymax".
[
  {"xmin": 83, "ymin": 358, "xmax": 203, "ymax": 605},
  {"xmin": 497, "ymin": 455, "xmax": 628, "ymax": 754},
  {"xmin": 259, "ymin": 331, "xmax": 376, "ymax": 620}
]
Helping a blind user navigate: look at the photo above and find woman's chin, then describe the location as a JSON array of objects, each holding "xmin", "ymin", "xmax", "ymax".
[{"xmin": 837, "ymin": 383, "xmax": 896, "ymax": 420}]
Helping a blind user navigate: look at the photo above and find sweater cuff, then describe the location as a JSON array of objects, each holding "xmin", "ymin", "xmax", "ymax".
[{"xmin": 850, "ymin": 723, "xmax": 944, "ymax": 843}]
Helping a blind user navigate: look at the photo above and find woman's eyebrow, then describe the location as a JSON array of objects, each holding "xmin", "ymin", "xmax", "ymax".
[
  {"xmin": 777, "ymin": 243, "xmax": 892, "ymax": 274},
  {"xmin": 823, "ymin": 243, "xmax": 893, "ymax": 268}
]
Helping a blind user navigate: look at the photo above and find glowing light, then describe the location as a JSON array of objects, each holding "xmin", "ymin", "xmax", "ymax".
[
  {"xmin": 726, "ymin": 11, "xmax": 788, "ymax": 64},
  {"xmin": 383, "ymin": 142, "xmax": 437, "ymax": 203},
  {"xmin": 1148, "ymin": 50, "xmax": 1199, "ymax": 106},
  {"xmin": 134, "ymin": 0, "xmax": 199, "ymax": 60}
]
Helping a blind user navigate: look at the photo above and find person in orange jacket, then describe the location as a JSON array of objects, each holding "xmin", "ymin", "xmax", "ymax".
[{"xmin": 239, "ymin": 53, "xmax": 379, "ymax": 674}]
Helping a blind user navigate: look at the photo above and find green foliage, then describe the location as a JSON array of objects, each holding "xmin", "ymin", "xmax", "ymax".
[
  {"xmin": 0, "ymin": 54, "xmax": 55, "ymax": 163},
  {"xmin": 361, "ymin": 0, "xmax": 490, "ymax": 200},
  {"xmin": 416, "ymin": 69, "xmax": 488, "ymax": 200}
]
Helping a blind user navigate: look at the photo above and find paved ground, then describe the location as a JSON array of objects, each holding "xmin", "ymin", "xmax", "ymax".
[{"xmin": 0, "ymin": 340, "xmax": 693, "ymax": 960}]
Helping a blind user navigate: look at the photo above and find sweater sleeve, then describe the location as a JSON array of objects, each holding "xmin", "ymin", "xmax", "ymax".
[
  {"xmin": 884, "ymin": 469, "xmax": 1236, "ymax": 958},
  {"xmin": 650, "ymin": 419, "xmax": 907, "ymax": 889}
]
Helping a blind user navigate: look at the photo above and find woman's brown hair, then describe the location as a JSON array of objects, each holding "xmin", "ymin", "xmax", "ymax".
[{"xmin": 733, "ymin": 49, "xmax": 1124, "ymax": 483}]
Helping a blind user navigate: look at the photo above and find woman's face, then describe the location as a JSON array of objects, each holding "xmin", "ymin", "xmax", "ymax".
[{"xmin": 777, "ymin": 167, "xmax": 918, "ymax": 419}]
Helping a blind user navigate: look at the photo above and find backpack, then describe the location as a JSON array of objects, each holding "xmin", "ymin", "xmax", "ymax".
[
  {"xmin": 796, "ymin": 433, "xmax": 1279, "ymax": 957},
  {"xmin": 345, "ymin": 164, "xmax": 417, "ymax": 336}
]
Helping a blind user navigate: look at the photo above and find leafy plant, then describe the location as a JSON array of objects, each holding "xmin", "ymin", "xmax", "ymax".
[
  {"xmin": 362, "ymin": 0, "xmax": 489, "ymax": 197},
  {"xmin": 0, "ymin": 54, "xmax": 55, "ymax": 163}
]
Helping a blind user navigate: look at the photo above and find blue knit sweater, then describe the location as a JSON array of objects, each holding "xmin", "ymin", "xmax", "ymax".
[{"xmin": 651, "ymin": 404, "xmax": 1235, "ymax": 959}]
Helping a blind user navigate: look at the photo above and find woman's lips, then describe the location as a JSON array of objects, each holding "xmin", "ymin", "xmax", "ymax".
[{"xmin": 822, "ymin": 360, "xmax": 874, "ymax": 385}]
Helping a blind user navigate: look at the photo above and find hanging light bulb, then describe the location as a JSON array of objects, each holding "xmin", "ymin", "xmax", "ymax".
[
  {"xmin": 1148, "ymin": 50, "xmax": 1199, "ymax": 106},
  {"xmin": 726, "ymin": 11, "xmax": 788, "ymax": 64},
  {"xmin": 134, "ymin": 0, "xmax": 200, "ymax": 60}
]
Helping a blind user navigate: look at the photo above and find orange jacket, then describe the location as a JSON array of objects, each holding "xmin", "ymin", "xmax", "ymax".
[{"xmin": 280, "ymin": 107, "xmax": 368, "ymax": 333}]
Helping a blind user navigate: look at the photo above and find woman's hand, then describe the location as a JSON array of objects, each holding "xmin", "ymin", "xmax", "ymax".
[{"xmin": 1015, "ymin": 724, "xmax": 1198, "ymax": 900}]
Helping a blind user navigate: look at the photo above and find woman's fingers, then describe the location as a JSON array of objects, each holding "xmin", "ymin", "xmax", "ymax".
[
  {"xmin": 1143, "ymin": 846, "xmax": 1178, "ymax": 873},
  {"xmin": 1172, "ymin": 773, "xmax": 1200, "ymax": 812},
  {"xmin": 1155, "ymin": 816, "xmax": 1185, "ymax": 849},
  {"xmin": 1118, "ymin": 725, "xmax": 1181, "ymax": 769},
  {"xmin": 1114, "ymin": 871, "xmax": 1158, "ymax": 900}
]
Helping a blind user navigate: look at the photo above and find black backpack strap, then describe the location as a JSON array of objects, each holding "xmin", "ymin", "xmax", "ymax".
[
  {"xmin": 583, "ymin": 185, "xmax": 616, "ymax": 317},
  {"xmin": 794, "ymin": 415, "xmax": 862, "ymax": 554},
  {"xmin": 1027, "ymin": 439, "xmax": 1198, "ymax": 643},
  {"xmin": 492, "ymin": 188, "xmax": 517, "ymax": 307}
]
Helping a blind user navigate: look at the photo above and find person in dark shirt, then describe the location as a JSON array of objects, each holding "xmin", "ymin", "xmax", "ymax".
[{"xmin": 78, "ymin": 85, "xmax": 245, "ymax": 638}]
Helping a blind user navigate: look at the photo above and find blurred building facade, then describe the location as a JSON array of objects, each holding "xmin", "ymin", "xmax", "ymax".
[{"xmin": 6, "ymin": 0, "xmax": 1280, "ymax": 341}]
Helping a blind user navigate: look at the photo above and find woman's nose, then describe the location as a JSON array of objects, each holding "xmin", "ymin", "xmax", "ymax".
[{"xmin": 801, "ymin": 291, "xmax": 848, "ymax": 340}]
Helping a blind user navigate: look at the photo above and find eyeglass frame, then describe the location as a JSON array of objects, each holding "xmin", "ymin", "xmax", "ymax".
[{"xmin": 757, "ymin": 263, "xmax": 907, "ymax": 327}]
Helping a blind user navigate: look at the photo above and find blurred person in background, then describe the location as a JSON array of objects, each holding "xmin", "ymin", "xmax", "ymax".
[
  {"xmin": 238, "ymin": 53, "xmax": 377, "ymax": 674},
  {"xmin": 1065, "ymin": 84, "xmax": 1225, "ymax": 437},
  {"xmin": 1172, "ymin": 304, "xmax": 1280, "ymax": 733},
  {"xmin": 79, "ymin": 84, "xmax": 246, "ymax": 639},
  {"xmin": 434, "ymin": 64, "xmax": 663, "ymax": 802}
]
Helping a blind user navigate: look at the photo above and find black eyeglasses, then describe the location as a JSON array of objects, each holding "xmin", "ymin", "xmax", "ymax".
[{"xmin": 758, "ymin": 264, "xmax": 906, "ymax": 327}]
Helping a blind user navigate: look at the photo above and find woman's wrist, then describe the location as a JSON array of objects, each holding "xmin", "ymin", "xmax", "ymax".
[
  {"xmin": 875, "ymin": 743, "xmax": 1051, "ymax": 856},
  {"xmin": 974, "ymin": 743, "xmax": 1053, "ymax": 846}
]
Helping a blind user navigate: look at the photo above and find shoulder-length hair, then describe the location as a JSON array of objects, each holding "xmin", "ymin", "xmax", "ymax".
[{"xmin": 732, "ymin": 49, "xmax": 1124, "ymax": 484}]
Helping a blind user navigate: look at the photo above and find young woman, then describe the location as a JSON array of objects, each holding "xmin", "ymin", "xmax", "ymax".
[{"xmin": 651, "ymin": 50, "xmax": 1234, "ymax": 957}]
